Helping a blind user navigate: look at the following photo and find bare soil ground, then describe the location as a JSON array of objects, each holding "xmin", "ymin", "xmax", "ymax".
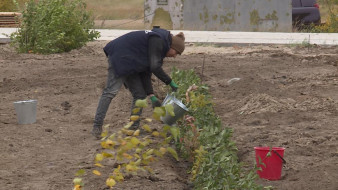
[{"xmin": 0, "ymin": 41, "xmax": 337, "ymax": 190}]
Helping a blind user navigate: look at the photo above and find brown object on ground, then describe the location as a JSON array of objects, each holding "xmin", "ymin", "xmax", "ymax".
[
  {"xmin": 0, "ymin": 12, "xmax": 21, "ymax": 27},
  {"xmin": 0, "ymin": 41, "xmax": 337, "ymax": 190}
]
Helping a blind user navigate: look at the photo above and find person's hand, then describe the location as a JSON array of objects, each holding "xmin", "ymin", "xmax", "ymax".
[
  {"xmin": 150, "ymin": 95, "xmax": 162, "ymax": 108},
  {"xmin": 169, "ymin": 81, "xmax": 178, "ymax": 92}
]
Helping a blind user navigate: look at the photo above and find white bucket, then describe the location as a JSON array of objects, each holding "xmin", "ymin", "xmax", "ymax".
[
  {"xmin": 161, "ymin": 94, "xmax": 188, "ymax": 126},
  {"xmin": 13, "ymin": 100, "xmax": 37, "ymax": 124}
]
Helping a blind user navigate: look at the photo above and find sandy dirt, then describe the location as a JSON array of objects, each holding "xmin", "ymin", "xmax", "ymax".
[{"xmin": 0, "ymin": 41, "xmax": 337, "ymax": 190}]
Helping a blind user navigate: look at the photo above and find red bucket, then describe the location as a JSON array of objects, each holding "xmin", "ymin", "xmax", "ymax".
[{"xmin": 254, "ymin": 147, "xmax": 286, "ymax": 180}]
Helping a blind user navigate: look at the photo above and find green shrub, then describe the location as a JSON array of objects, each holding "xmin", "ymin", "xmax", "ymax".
[
  {"xmin": 171, "ymin": 68, "xmax": 263, "ymax": 190},
  {"xmin": 10, "ymin": 0, "xmax": 100, "ymax": 54}
]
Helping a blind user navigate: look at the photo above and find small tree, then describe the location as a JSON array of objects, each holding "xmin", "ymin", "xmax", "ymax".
[{"xmin": 10, "ymin": 0, "xmax": 100, "ymax": 54}]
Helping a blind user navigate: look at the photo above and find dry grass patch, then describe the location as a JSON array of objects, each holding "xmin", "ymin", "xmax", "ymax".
[{"xmin": 84, "ymin": 0, "xmax": 144, "ymax": 20}]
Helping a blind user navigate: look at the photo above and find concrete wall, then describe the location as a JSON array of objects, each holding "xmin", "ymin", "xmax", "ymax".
[
  {"xmin": 144, "ymin": 0, "xmax": 183, "ymax": 29},
  {"xmin": 145, "ymin": 0, "xmax": 292, "ymax": 32}
]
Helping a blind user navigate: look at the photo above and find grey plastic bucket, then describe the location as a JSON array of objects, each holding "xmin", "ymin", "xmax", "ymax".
[
  {"xmin": 13, "ymin": 100, "xmax": 37, "ymax": 124},
  {"xmin": 161, "ymin": 94, "xmax": 188, "ymax": 126}
]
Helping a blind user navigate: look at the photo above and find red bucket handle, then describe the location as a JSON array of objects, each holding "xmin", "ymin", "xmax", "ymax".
[{"xmin": 273, "ymin": 150, "xmax": 286, "ymax": 164}]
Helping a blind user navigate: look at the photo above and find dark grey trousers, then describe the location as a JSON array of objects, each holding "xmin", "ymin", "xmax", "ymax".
[{"xmin": 93, "ymin": 57, "xmax": 147, "ymax": 129}]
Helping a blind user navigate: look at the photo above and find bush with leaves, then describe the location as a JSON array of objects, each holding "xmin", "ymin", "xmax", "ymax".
[
  {"xmin": 73, "ymin": 68, "xmax": 264, "ymax": 189},
  {"xmin": 171, "ymin": 68, "xmax": 264, "ymax": 190},
  {"xmin": 10, "ymin": 0, "xmax": 100, "ymax": 54}
]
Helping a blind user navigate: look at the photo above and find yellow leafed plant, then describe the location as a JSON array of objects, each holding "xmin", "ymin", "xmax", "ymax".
[
  {"xmin": 133, "ymin": 129, "xmax": 140, "ymax": 136},
  {"xmin": 95, "ymin": 153, "xmax": 104, "ymax": 162},
  {"xmin": 73, "ymin": 98, "xmax": 183, "ymax": 189},
  {"xmin": 135, "ymin": 99, "xmax": 148, "ymax": 108},
  {"xmin": 106, "ymin": 177, "xmax": 116, "ymax": 188},
  {"xmin": 92, "ymin": 170, "xmax": 101, "ymax": 176},
  {"xmin": 130, "ymin": 115, "xmax": 140, "ymax": 121},
  {"xmin": 152, "ymin": 107, "xmax": 165, "ymax": 120},
  {"xmin": 164, "ymin": 104, "xmax": 175, "ymax": 116},
  {"xmin": 142, "ymin": 124, "xmax": 152, "ymax": 132},
  {"xmin": 73, "ymin": 184, "xmax": 81, "ymax": 190}
]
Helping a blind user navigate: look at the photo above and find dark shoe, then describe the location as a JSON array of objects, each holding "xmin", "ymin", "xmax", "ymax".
[
  {"xmin": 129, "ymin": 120, "xmax": 140, "ymax": 130},
  {"xmin": 91, "ymin": 126, "xmax": 102, "ymax": 139}
]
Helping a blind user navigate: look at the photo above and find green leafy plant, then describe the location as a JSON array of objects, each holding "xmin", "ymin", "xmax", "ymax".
[
  {"xmin": 171, "ymin": 68, "xmax": 264, "ymax": 190},
  {"xmin": 73, "ymin": 68, "xmax": 265, "ymax": 189},
  {"xmin": 10, "ymin": 0, "xmax": 100, "ymax": 54},
  {"xmin": 169, "ymin": 67, "xmax": 209, "ymax": 103}
]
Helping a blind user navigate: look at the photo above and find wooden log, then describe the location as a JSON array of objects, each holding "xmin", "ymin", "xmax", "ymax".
[{"xmin": 0, "ymin": 12, "xmax": 21, "ymax": 17}]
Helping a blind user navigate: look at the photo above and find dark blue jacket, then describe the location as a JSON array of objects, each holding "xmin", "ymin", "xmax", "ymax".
[{"xmin": 103, "ymin": 28, "xmax": 171, "ymax": 78}]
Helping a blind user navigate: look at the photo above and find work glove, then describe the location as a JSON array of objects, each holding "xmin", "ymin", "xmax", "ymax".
[
  {"xmin": 150, "ymin": 95, "xmax": 162, "ymax": 108},
  {"xmin": 169, "ymin": 81, "xmax": 178, "ymax": 92}
]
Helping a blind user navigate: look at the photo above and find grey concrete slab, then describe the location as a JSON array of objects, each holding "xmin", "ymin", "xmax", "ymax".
[
  {"xmin": 0, "ymin": 38, "xmax": 10, "ymax": 43},
  {"xmin": 1, "ymin": 28, "xmax": 337, "ymax": 45}
]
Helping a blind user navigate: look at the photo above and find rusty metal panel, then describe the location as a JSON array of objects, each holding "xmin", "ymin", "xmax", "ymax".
[
  {"xmin": 183, "ymin": 0, "xmax": 291, "ymax": 32},
  {"xmin": 234, "ymin": 0, "xmax": 292, "ymax": 32},
  {"xmin": 144, "ymin": 0, "xmax": 183, "ymax": 29},
  {"xmin": 145, "ymin": 0, "xmax": 292, "ymax": 32},
  {"xmin": 183, "ymin": 0, "xmax": 237, "ymax": 31}
]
